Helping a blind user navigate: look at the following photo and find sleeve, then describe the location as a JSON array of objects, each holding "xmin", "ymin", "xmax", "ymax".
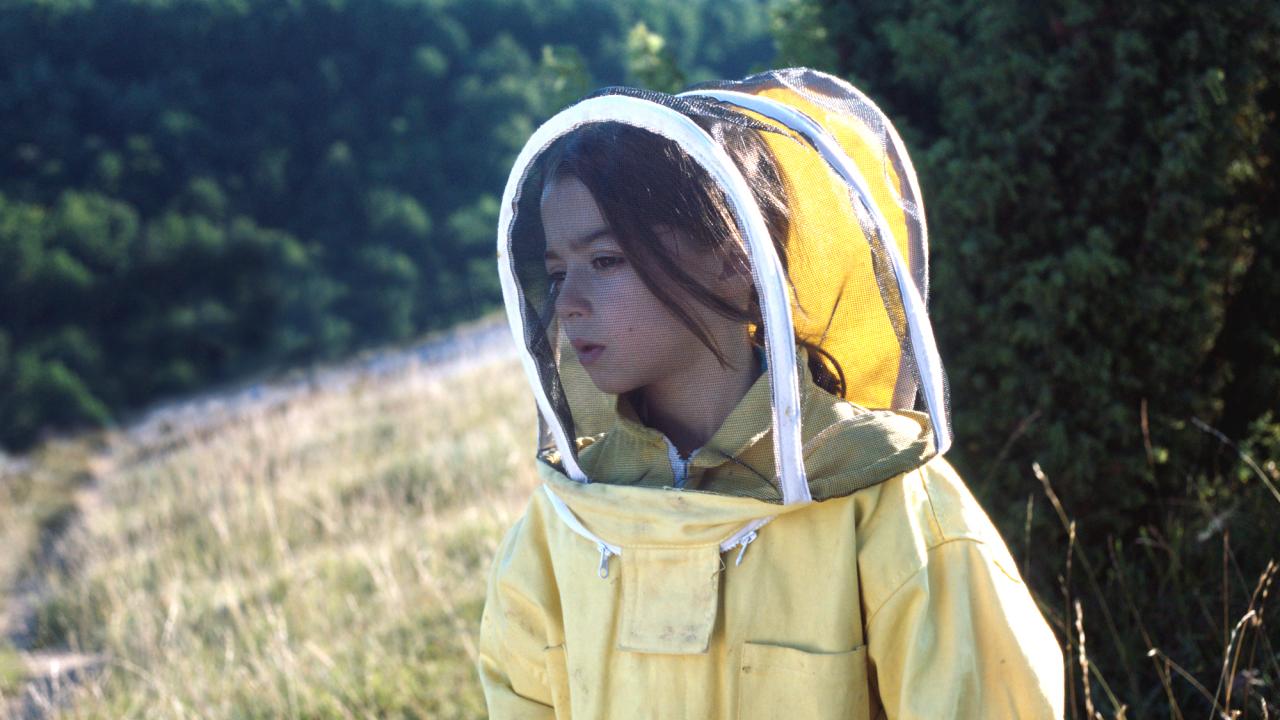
[
  {"xmin": 864, "ymin": 538, "xmax": 1065, "ymax": 719},
  {"xmin": 477, "ymin": 518, "xmax": 558, "ymax": 719}
]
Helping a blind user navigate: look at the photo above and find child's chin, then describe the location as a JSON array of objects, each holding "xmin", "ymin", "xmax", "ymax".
[
  {"xmin": 589, "ymin": 380, "xmax": 625, "ymax": 396},
  {"xmin": 585, "ymin": 373, "xmax": 632, "ymax": 397}
]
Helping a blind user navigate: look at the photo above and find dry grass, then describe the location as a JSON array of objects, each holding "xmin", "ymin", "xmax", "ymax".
[
  {"xmin": 1030, "ymin": 462, "xmax": 1278, "ymax": 719},
  {"xmin": 3, "ymin": 340, "xmax": 535, "ymax": 718},
  {"xmin": 1, "ymin": 318, "xmax": 1274, "ymax": 718}
]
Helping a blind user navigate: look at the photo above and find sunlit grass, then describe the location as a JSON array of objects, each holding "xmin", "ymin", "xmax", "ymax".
[
  {"xmin": 2, "ymin": 320, "xmax": 1273, "ymax": 718},
  {"xmin": 21, "ymin": 347, "xmax": 535, "ymax": 718}
]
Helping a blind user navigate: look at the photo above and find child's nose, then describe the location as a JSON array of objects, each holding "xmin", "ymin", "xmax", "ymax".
[{"xmin": 556, "ymin": 272, "xmax": 590, "ymax": 319}]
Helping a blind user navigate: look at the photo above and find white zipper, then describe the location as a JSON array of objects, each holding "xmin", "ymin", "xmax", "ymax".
[
  {"xmin": 542, "ymin": 485, "xmax": 772, "ymax": 577},
  {"xmin": 597, "ymin": 543, "xmax": 615, "ymax": 578},
  {"xmin": 663, "ymin": 436, "xmax": 697, "ymax": 489},
  {"xmin": 731, "ymin": 531, "xmax": 757, "ymax": 566},
  {"xmin": 722, "ymin": 518, "xmax": 770, "ymax": 565},
  {"xmin": 543, "ymin": 485, "xmax": 621, "ymax": 557}
]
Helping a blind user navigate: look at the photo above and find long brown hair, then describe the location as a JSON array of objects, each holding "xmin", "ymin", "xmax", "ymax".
[{"xmin": 543, "ymin": 116, "xmax": 846, "ymax": 398}]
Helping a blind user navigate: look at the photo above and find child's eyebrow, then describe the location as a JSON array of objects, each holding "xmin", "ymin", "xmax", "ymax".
[{"xmin": 544, "ymin": 229, "xmax": 613, "ymax": 259}]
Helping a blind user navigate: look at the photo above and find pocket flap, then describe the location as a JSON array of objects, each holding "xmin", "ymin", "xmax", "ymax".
[
  {"xmin": 739, "ymin": 642, "xmax": 870, "ymax": 719},
  {"xmin": 618, "ymin": 544, "xmax": 721, "ymax": 654}
]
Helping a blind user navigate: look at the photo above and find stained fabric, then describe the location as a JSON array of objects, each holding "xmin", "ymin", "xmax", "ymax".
[
  {"xmin": 478, "ymin": 398, "xmax": 1064, "ymax": 717},
  {"xmin": 481, "ymin": 67, "xmax": 1063, "ymax": 718}
]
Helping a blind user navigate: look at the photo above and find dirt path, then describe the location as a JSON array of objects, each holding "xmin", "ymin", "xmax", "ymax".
[
  {"xmin": 1, "ymin": 652, "xmax": 107, "ymax": 720},
  {"xmin": 1, "ymin": 458, "xmax": 110, "ymax": 720}
]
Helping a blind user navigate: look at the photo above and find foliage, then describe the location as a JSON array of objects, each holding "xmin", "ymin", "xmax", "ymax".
[
  {"xmin": 776, "ymin": 0, "xmax": 1280, "ymax": 715},
  {"xmin": 0, "ymin": 0, "xmax": 776, "ymax": 450},
  {"xmin": 626, "ymin": 22, "xmax": 687, "ymax": 93}
]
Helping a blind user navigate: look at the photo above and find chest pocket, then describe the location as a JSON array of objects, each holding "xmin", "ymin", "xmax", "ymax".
[{"xmin": 737, "ymin": 642, "xmax": 871, "ymax": 720}]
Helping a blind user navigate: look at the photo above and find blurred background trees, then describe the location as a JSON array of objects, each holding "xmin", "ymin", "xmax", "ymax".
[{"xmin": 0, "ymin": 0, "xmax": 774, "ymax": 449}]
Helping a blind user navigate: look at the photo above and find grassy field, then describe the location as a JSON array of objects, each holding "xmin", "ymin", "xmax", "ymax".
[
  {"xmin": 1, "ymin": 321, "xmax": 536, "ymax": 718},
  {"xmin": 0, "ymin": 317, "xmax": 1274, "ymax": 718}
]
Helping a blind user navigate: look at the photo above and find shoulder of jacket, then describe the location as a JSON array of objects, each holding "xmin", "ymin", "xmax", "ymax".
[
  {"xmin": 857, "ymin": 455, "xmax": 998, "ymax": 545},
  {"xmin": 853, "ymin": 456, "xmax": 1007, "ymax": 611},
  {"xmin": 913, "ymin": 456, "xmax": 1008, "ymax": 546},
  {"xmin": 488, "ymin": 488, "xmax": 564, "ymax": 595}
]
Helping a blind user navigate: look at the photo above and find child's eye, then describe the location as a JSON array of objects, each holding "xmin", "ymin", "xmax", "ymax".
[
  {"xmin": 546, "ymin": 271, "xmax": 565, "ymax": 295},
  {"xmin": 544, "ymin": 257, "xmax": 621, "ymax": 296}
]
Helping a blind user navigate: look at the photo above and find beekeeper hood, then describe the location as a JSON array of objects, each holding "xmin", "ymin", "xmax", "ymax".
[{"xmin": 498, "ymin": 67, "xmax": 950, "ymax": 508}]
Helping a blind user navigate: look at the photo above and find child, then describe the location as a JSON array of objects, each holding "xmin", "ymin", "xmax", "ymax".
[{"xmin": 480, "ymin": 68, "xmax": 1063, "ymax": 719}]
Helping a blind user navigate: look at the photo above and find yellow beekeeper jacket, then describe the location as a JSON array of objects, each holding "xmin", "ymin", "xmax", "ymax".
[{"xmin": 478, "ymin": 350, "xmax": 1065, "ymax": 719}]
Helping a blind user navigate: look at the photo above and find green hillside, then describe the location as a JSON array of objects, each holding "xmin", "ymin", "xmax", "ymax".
[{"xmin": 0, "ymin": 0, "xmax": 775, "ymax": 451}]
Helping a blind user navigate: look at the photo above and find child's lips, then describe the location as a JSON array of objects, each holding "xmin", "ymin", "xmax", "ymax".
[{"xmin": 571, "ymin": 340, "xmax": 605, "ymax": 365}]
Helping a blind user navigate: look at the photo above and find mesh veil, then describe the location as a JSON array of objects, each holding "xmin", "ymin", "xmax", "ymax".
[{"xmin": 496, "ymin": 68, "xmax": 951, "ymax": 505}]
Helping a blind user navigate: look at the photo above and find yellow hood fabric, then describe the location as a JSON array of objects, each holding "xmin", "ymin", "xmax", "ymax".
[{"xmin": 478, "ymin": 355, "xmax": 1064, "ymax": 718}]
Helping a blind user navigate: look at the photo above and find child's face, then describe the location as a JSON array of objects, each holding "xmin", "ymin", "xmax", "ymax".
[{"xmin": 540, "ymin": 175, "xmax": 735, "ymax": 396}]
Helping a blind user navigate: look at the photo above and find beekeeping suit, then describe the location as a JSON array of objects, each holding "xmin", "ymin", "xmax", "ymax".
[{"xmin": 481, "ymin": 68, "xmax": 1063, "ymax": 719}]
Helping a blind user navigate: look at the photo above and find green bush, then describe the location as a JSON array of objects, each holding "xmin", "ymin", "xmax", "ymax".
[{"xmin": 777, "ymin": 0, "xmax": 1279, "ymax": 716}]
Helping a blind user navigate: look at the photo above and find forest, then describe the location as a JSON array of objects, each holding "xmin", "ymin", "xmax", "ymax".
[{"xmin": 0, "ymin": 0, "xmax": 773, "ymax": 450}]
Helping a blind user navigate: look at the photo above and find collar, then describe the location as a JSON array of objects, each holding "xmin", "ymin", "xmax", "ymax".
[
  {"xmin": 564, "ymin": 342, "xmax": 935, "ymax": 500},
  {"xmin": 605, "ymin": 345, "xmax": 811, "ymax": 471}
]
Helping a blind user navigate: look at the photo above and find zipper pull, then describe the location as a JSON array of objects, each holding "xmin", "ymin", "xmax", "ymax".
[
  {"xmin": 734, "ymin": 531, "xmax": 758, "ymax": 566},
  {"xmin": 597, "ymin": 543, "xmax": 614, "ymax": 579}
]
